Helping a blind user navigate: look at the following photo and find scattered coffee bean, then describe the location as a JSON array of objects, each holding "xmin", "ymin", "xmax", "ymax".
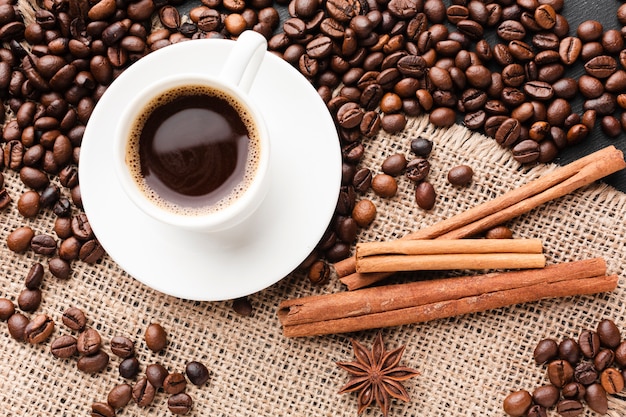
[
  {"xmin": 146, "ymin": 363, "xmax": 169, "ymax": 388},
  {"xmin": 371, "ymin": 174, "xmax": 397, "ymax": 198},
  {"xmin": 547, "ymin": 359, "xmax": 574, "ymax": 388},
  {"xmin": 107, "ymin": 383, "xmax": 132, "ymax": 409},
  {"xmin": 163, "ymin": 372, "xmax": 187, "ymax": 395},
  {"xmin": 119, "ymin": 356, "xmax": 141, "ymax": 379},
  {"xmin": 534, "ymin": 338, "xmax": 558, "ymax": 364},
  {"xmin": 24, "ymin": 313, "xmax": 54, "ymax": 344},
  {"xmin": 145, "ymin": 322, "xmax": 167, "ymax": 353},
  {"xmin": 405, "ymin": 158, "xmax": 430, "ymax": 182},
  {"xmin": 485, "ymin": 226, "xmax": 513, "ymax": 239},
  {"xmin": 168, "ymin": 392, "xmax": 193, "ymax": 415},
  {"xmin": 7, "ymin": 312, "xmax": 29, "ymax": 342},
  {"xmin": 110, "ymin": 335, "xmax": 135, "ymax": 358},
  {"xmin": 62, "ymin": 307, "xmax": 86, "ymax": 331},
  {"xmin": 578, "ymin": 330, "xmax": 600, "ymax": 359},
  {"xmin": 584, "ymin": 383, "xmax": 608, "ymax": 414},
  {"xmin": 91, "ymin": 402, "xmax": 115, "ymax": 417},
  {"xmin": 597, "ymin": 319, "xmax": 620, "ymax": 348},
  {"xmin": 447, "ymin": 165, "xmax": 473, "ymax": 186},
  {"xmin": 532, "ymin": 384, "xmax": 559, "ymax": 408},
  {"xmin": 410, "ymin": 137, "xmax": 433, "ymax": 157},
  {"xmin": 414, "ymin": 181, "xmax": 436, "ymax": 210},
  {"xmin": 17, "ymin": 288, "xmax": 42, "ymax": 312},
  {"xmin": 50, "ymin": 334, "xmax": 78, "ymax": 358},
  {"xmin": 186, "ymin": 361, "xmax": 210, "ymax": 386},
  {"xmin": 352, "ymin": 199, "xmax": 376, "ymax": 227},
  {"xmin": 77, "ymin": 327, "xmax": 102, "ymax": 356},
  {"xmin": 77, "ymin": 350, "xmax": 109, "ymax": 374},
  {"xmin": 7, "ymin": 226, "xmax": 34, "ymax": 253},
  {"xmin": 24, "ymin": 263, "xmax": 44, "ymax": 290},
  {"xmin": 381, "ymin": 153, "xmax": 407, "ymax": 176},
  {"xmin": 307, "ymin": 260, "xmax": 330, "ymax": 285},
  {"xmin": 132, "ymin": 376, "xmax": 156, "ymax": 407},
  {"xmin": 232, "ymin": 297, "xmax": 253, "ymax": 317},
  {"xmin": 0, "ymin": 298, "xmax": 15, "ymax": 321},
  {"xmin": 503, "ymin": 390, "xmax": 532, "ymax": 417}
]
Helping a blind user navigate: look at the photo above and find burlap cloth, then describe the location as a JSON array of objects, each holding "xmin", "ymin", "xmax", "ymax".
[{"xmin": 2, "ymin": 108, "xmax": 626, "ymax": 416}]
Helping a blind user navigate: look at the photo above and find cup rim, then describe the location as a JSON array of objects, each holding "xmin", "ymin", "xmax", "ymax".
[{"xmin": 113, "ymin": 73, "xmax": 270, "ymax": 232}]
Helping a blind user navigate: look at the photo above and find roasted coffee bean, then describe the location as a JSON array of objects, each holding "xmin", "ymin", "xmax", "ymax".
[
  {"xmin": 146, "ymin": 363, "xmax": 169, "ymax": 388},
  {"xmin": 7, "ymin": 226, "xmax": 34, "ymax": 253},
  {"xmin": 107, "ymin": 383, "xmax": 132, "ymax": 409},
  {"xmin": 79, "ymin": 239, "xmax": 105, "ymax": 264},
  {"xmin": 381, "ymin": 154, "xmax": 407, "ymax": 176},
  {"xmin": 547, "ymin": 359, "xmax": 574, "ymax": 387},
  {"xmin": 485, "ymin": 226, "xmax": 513, "ymax": 239},
  {"xmin": 578, "ymin": 330, "xmax": 600, "ymax": 359},
  {"xmin": 464, "ymin": 111, "xmax": 486, "ymax": 130},
  {"xmin": 584, "ymin": 55, "xmax": 617, "ymax": 79},
  {"xmin": 31, "ymin": 234, "xmax": 57, "ymax": 256},
  {"xmin": 594, "ymin": 349, "xmax": 615, "ymax": 372},
  {"xmin": 523, "ymin": 81, "xmax": 553, "ymax": 101},
  {"xmin": 17, "ymin": 288, "xmax": 41, "ymax": 312},
  {"xmin": 77, "ymin": 327, "xmax": 102, "ymax": 355},
  {"xmin": 498, "ymin": 20, "xmax": 526, "ymax": 41},
  {"xmin": 70, "ymin": 213, "xmax": 93, "ymax": 241},
  {"xmin": 512, "ymin": 140, "xmax": 540, "ymax": 164},
  {"xmin": 168, "ymin": 392, "xmax": 193, "ymax": 415},
  {"xmin": 371, "ymin": 174, "xmax": 397, "ymax": 198},
  {"xmin": 527, "ymin": 405, "xmax": 547, "ymax": 417},
  {"xmin": 77, "ymin": 350, "xmax": 109, "ymax": 374},
  {"xmin": 59, "ymin": 236, "xmax": 82, "ymax": 261},
  {"xmin": 410, "ymin": 137, "xmax": 433, "ymax": 157},
  {"xmin": 0, "ymin": 188, "xmax": 11, "ymax": 211},
  {"xmin": 50, "ymin": 334, "xmax": 78, "ymax": 358},
  {"xmin": 447, "ymin": 165, "xmax": 473, "ymax": 186},
  {"xmin": 39, "ymin": 184, "xmax": 60, "ymax": 208},
  {"xmin": 164, "ymin": 372, "xmax": 187, "ymax": 395},
  {"xmin": 495, "ymin": 118, "xmax": 521, "ymax": 147},
  {"xmin": 534, "ymin": 4, "xmax": 556, "ymax": 29},
  {"xmin": 578, "ymin": 75, "xmax": 604, "ymax": 99},
  {"xmin": 110, "ymin": 335, "xmax": 134, "ymax": 358},
  {"xmin": 133, "ymin": 376, "xmax": 156, "ymax": 407},
  {"xmin": 556, "ymin": 399, "xmax": 584, "ymax": 417},
  {"xmin": 429, "ymin": 107, "xmax": 455, "ymax": 127},
  {"xmin": 558, "ymin": 338, "xmax": 581, "ymax": 365},
  {"xmin": 502, "ymin": 63, "xmax": 525, "ymax": 87},
  {"xmin": 17, "ymin": 190, "xmax": 41, "ymax": 218},
  {"xmin": 405, "ymin": 158, "xmax": 430, "ymax": 182},
  {"xmin": 615, "ymin": 341, "xmax": 626, "ymax": 367},
  {"xmin": 145, "ymin": 322, "xmax": 167, "ymax": 352},
  {"xmin": 414, "ymin": 181, "xmax": 436, "ymax": 210},
  {"xmin": 232, "ymin": 296, "xmax": 253, "ymax": 316},
  {"xmin": 577, "ymin": 20, "xmax": 603, "ymax": 42},
  {"xmin": 600, "ymin": 368, "xmax": 624, "ymax": 394},
  {"xmin": 24, "ymin": 313, "xmax": 54, "ymax": 344},
  {"xmin": 91, "ymin": 402, "xmax": 115, "ymax": 417},
  {"xmin": 62, "ymin": 307, "xmax": 86, "ymax": 331},
  {"xmin": 8, "ymin": 313, "xmax": 29, "ymax": 342},
  {"xmin": 352, "ymin": 168, "xmax": 372, "ymax": 193},
  {"xmin": 585, "ymin": 384, "xmax": 608, "ymax": 414},
  {"xmin": 186, "ymin": 361, "xmax": 210, "ymax": 386},
  {"xmin": 597, "ymin": 319, "xmax": 620, "ymax": 348},
  {"xmin": 503, "ymin": 390, "xmax": 532, "ymax": 417},
  {"xmin": 601, "ymin": 116, "xmax": 621, "ymax": 138},
  {"xmin": 574, "ymin": 361, "xmax": 598, "ymax": 385},
  {"xmin": 119, "ymin": 356, "xmax": 141, "ymax": 379},
  {"xmin": 20, "ymin": 166, "xmax": 49, "ymax": 190},
  {"xmin": 352, "ymin": 199, "xmax": 376, "ymax": 227},
  {"xmin": 532, "ymin": 384, "xmax": 559, "ymax": 408},
  {"xmin": 562, "ymin": 382, "xmax": 585, "ymax": 400},
  {"xmin": 0, "ymin": 298, "xmax": 15, "ymax": 321}
]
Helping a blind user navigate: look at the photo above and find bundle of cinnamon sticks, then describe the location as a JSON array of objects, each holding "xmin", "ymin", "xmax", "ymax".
[{"xmin": 278, "ymin": 146, "xmax": 625, "ymax": 338}]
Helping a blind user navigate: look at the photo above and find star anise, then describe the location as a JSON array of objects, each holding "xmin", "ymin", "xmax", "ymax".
[{"xmin": 336, "ymin": 332, "xmax": 420, "ymax": 417}]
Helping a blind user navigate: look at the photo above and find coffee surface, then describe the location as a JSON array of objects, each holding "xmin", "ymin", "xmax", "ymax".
[{"xmin": 126, "ymin": 85, "xmax": 260, "ymax": 215}]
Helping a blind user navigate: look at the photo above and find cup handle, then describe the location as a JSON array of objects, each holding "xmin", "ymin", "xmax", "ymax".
[{"xmin": 219, "ymin": 31, "xmax": 267, "ymax": 94}]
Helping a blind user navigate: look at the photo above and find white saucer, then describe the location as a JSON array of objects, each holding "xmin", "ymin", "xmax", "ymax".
[{"xmin": 79, "ymin": 39, "xmax": 341, "ymax": 301}]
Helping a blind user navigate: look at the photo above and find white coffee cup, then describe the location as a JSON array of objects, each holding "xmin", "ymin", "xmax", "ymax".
[{"xmin": 113, "ymin": 31, "xmax": 270, "ymax": 233}]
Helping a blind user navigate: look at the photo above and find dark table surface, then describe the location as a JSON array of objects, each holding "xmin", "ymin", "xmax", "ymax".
[{"xmin": 181, "ymin": 0, "xmax": 626, "ymax": 192}]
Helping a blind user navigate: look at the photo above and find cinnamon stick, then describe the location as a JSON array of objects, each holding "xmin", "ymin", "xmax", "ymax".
[
  {"xmin": 282, "ymin": 275, "xmax": 617, "ymax": 337},
  {"xmin": 356, "ymin": 253, "xmax": 546, "ymax": 273},
  {"xmin": 278, "ymin": 258, "xmax": 614, "ymax": 337},
  {"xmin": 337, "ymin": 146, "xmax": 625, "ymax": 290},
  {"xmin": 355, "ymin": 239, "xmax": 544, "ymax": 272},
  {"xmin": 355, "ymin": 238, "xmax": 543, "ymax": 257}
]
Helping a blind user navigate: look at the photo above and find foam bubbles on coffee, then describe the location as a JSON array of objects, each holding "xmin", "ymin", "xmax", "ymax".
[{"xmin": 125, "ymin": 84, "xmax": 261, "ymax": 216}]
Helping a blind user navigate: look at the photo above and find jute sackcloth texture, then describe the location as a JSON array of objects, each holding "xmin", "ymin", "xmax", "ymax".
[{"xmin": 2, "ymin": 107, "xmax": 626, "ymax": 417}]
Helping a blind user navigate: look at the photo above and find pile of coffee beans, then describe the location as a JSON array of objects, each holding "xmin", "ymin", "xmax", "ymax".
[{"xmin": 503, "ymin": 319, "xmax": 626, "ymax": 417}]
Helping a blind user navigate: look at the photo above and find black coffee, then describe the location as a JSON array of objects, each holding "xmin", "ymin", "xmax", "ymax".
[{"xmin": 127, "ymin": 85, "xmax": 260, "ymax": 215}]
